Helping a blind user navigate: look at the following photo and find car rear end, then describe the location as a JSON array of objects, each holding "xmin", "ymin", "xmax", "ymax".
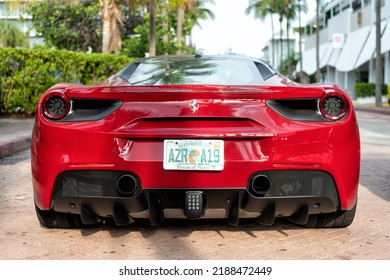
[{"xmin": 32, "ymin": 80, "xmax": 360, "ymax": 228}]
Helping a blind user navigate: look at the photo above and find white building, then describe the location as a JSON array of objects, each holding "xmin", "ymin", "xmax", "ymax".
[
  {"xmin": 261, "ymin": 31, "xmax": 297, "ymax": 70},
  {"xmin": 296, "ymin": 0, "xmax": 390, "ymax": 99}
]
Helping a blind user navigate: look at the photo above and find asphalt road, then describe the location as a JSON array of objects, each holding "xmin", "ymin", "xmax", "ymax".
[
  {"xmin": 0, "ymin": 110, "xmax": 389, "ymax": 260},
  {"xmin": 358, "ymin": 110, "xmax": 390, "ymax": 147}
]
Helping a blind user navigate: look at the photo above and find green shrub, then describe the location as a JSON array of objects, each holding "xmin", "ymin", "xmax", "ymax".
[
  {"xmin": 0, "ymin": 48, "xmax": 134, "ymax": 116},
  {"xmin": 355, "ymin": 82, "xmax": 388, "ymax": 98}
]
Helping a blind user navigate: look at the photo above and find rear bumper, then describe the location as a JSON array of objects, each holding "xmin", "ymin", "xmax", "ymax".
[{"xmin": 49, "ymin": 170, "xmax": 339, "ymax": 226}]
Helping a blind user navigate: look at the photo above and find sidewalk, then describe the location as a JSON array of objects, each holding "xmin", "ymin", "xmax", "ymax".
[
  {"xmin": 353, "ymin": 104, "xmax": 390, "ymax": 115},
  {"xmin": 0, "ymin": 104, "xmax": 389, "ymax": 158},
  {"xmin": 0, "ymin": 118, "xmax": 35, "ymax": 158}
]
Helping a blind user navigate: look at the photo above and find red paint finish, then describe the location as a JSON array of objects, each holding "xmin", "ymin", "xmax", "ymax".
[{"xmin": 32, "ymin": 82, "xmax": 360, "ymax": 212}]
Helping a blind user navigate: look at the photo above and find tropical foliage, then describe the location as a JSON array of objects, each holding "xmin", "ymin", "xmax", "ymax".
[
  {"xmin": 0, "ymin": 48, "xmax": 134, "ymax": 116},
  {"xmin": 0, "ymin": 0, "xmax": 215, "ymax": 117},
  {"xmin": 0, "ymin": 20, "xmax": 29, "ymax": 48},
  {"xmin": 121, "ymin": 0, "xmax": 214, "ymax": 57},
  {"xmin": 246, "ymin": 0, "xmax": 307, "ymax": 77},
  {"xmin": 27, "ymin": 0, "xmax": 102, "ymax": 52},
  {"xmin": 22, "ymin": 0, "xmax": 214, "ymax": 56}
]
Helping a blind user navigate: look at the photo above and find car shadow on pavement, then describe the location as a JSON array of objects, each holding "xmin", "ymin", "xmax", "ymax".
[
  {"xmin": 80, "ymin": 218, "xmax": 304, "ymax": 238},
  {"xmin": 0, "ymin": 153, "xmax": 30, "ymax": 165}
]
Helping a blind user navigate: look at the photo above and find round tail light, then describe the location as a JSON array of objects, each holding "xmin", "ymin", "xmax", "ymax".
[
  {"xmin": 320, "ymin": 91, "xmax": 348, "ymax": 120},
  {"xmin": 42, "ymin": 92, "xmax": 70, "ymax": 120}
]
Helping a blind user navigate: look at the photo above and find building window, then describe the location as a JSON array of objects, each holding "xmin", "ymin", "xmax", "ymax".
[
  {"xmin": 333, "ymin": 5, "xmax": 340, "ymax": 16},
  {"xmin": 352, "ymin": 0, "xmax": 362, "ymax": 12}
]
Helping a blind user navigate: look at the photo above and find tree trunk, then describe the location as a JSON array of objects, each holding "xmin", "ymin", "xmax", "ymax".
[
  {"xmin": 109, "ymin": 18, "xmax": 120, "ymax": 53},
  {"xmin": 286, "ymin": 19, "xmax": 291, "ymax": 78},
  {"xmin": 101, "ymin": 0, "xmax": 112, "ymax": 53},
  {"xmin": 162, "ymin": 0, "xmax": 169, "ymax": 54},
  {"xmin": 176, "ymin": 4, "xmax": 185, "ymax": 55},
  {"xmin": 284, "ymin": 1, "xmax": 291, "ymax": 78},
  {"xmin": 298, "ymin": 1, "xmax": 303, "ymax": 82},
  {"xmin": 271, "ymin": 13, "xmax": 275, "ymax": 67},
  {"xmin": 148, "ymin": 0, "xmax": 156, "ymax": 56},
  {"xmin": 101, "ymin": 0, "xmax": 123, "ymax": 54},
  {"xmin": 279, "ymin": 17, "xmax": 283, "ymax": 70},
  {"xmin": 375, "ymin": 0, "xmax": 382, "ymax": 107},
  {"xmin": 315, "ymin": 0, "xmax": 320, "ymax": 82}
]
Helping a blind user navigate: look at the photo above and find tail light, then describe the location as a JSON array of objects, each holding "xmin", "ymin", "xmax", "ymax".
[
  {"xmin": 42, "ymin": 91, "xmax": 70, "ymax": 120},
  {"xmin": 319, "ymin": 91, "xmax": 348, "ymax": 121}
]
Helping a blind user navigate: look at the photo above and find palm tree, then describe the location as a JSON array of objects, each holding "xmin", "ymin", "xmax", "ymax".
[
  {"xmin": 148, "ymin": 0, "xmax": 157, "ymax": 56},
  {"xmin": 283, "ymin": 0, "xmax": 307, "ymax": 78},
  {"xmin": 171, "ymin": 0, "xmax": 214, "ymax": 54},
  {"xmin": 124, "ymin": 0, "xmax": 156, "ymax": 56},
  {"xmin": 122, "ymin": 0, "xmax": 214, "ymax": 56},
  {"xmin": 131, "ymin": 0, "xmax": 157, "ymax": 56},
  {"xmin": 185, "ymin": 0, "xmax": 215, "ymax": 48},
  {"xmin": 172, "ymin": 0, "xmax": 194, "ymax": 54},
  {"xmin": 100, "ymin": 0, "xmax": 124, "ymax": 53},
  {"xmin": 315, "ymin": 0, "xmax": 320, "ymax": 82},
  {"xmin": 375, "ymin": 0, "xmax": 382, "ymax": 107},
  {"xmin": 161, "ymin": 0, "xmax": 169, "ymax": 50},
  {"xmin": 245, "ymin": 0, "xmax": 277, "ymax": 66},
  {"xmin": 276, "ymin": 0, "xmax": 284, "ymax": 69},
  {"xmin": 298, "ymin": 0, "xmax": 304, "ymax": 82}
]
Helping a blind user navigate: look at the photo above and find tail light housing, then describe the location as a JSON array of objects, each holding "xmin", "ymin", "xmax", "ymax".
[
  {"xmin": 42, "ymin": 91, "xmax": 70, "ymax": 120},
  {"xmin": 320, "ymin": 91, "xmax": 348, "ymax": 121}
]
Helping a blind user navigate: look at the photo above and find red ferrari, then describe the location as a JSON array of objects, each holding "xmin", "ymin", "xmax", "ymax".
[{"xmin": 31, "ymin": 55, "xmax": 360, "ymax": 228}]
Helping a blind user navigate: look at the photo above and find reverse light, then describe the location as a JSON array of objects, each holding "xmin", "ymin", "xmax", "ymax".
[
  {"xmin": 320, "ymin": 91, "xmax": 348, "ymax": 120},
  {"xmin": 184, "ymin": 191, "xmax": 203, "ymax": 219},
  {"xmin": 42, "ymin": 91, "xmax": 70, "ymax": 120}
]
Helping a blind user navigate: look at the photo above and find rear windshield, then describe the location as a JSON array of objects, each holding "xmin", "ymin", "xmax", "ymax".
[{"xmin": 117, "ymin": 56, "xmax": 275, "ymax": 86}]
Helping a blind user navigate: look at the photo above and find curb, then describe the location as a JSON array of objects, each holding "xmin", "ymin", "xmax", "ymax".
[
  {"xmin": 0, "ymin": 136, "xmax": 31, "ymax": 158},
  {"xmin": 354, "ymin": 106, "xmax": 390, "ymax": 115}
]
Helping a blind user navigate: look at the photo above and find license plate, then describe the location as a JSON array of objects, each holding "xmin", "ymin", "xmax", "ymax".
[{"xmin": 163, "ymin": 140, "xmax": 224, "ymax": 171}]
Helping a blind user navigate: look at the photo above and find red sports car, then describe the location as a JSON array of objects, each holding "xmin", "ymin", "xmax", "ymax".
[{"xmin": 31, "ymin": 55, "xmax": 360, "ymax": 228}]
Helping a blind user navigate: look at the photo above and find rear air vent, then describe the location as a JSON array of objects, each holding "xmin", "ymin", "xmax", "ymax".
[
  {"xmin": 266, "ymin": 99, "xmax": 328, "ymax": 122},
  {"xmin": 60, "ymin": 99, "xmax": 122, "ymax": 122}
]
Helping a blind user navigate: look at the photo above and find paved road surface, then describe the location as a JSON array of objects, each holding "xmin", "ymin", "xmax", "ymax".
[{"xmin": 0, "ymin": 111, "xmax": 389, "ymax": 260}]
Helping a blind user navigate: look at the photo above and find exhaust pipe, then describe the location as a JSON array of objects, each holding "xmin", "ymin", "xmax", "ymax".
[
  {"xmin": 250, "ymin": 174, "xmax": 271, "ymax": 197},
  {"xmin": 117, "ymin": 174, "xmax": 139, "ymax": 196}
]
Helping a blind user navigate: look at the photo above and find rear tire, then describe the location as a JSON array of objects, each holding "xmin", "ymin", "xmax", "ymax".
[
  {"xmin": 35, "ymin": 205, "xmax": 84, "ymax": 228},
  {"xmin": 305, "ymin": 203, "xmax": 357, "ymax": 228}
]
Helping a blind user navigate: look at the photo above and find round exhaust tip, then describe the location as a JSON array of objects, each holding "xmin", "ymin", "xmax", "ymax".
[
  {"xmin": 117, "ymin": 174, "xmax": 139, "ymax": 196},
  {"xmin": 250, "ymin": 174, "xmax": 271, "ymax": 197}
]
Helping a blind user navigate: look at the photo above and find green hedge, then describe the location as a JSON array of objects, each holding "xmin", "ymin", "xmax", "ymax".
[
  {"xmin": 0, "ymin": 48, "xmax": 134, "ymax": 116},
  {"xmin": 355, "ymin": 82, "xmax": 388, "ymax": 98}
]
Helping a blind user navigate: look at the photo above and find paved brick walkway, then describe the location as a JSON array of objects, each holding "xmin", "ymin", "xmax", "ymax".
[
  {"xmin": 0, "ymin": 145, "xmax": 389, "ymax": 260},
  {"xmin": 0, "ymin": 111, "xmax": 389, "ymax": 260}
]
